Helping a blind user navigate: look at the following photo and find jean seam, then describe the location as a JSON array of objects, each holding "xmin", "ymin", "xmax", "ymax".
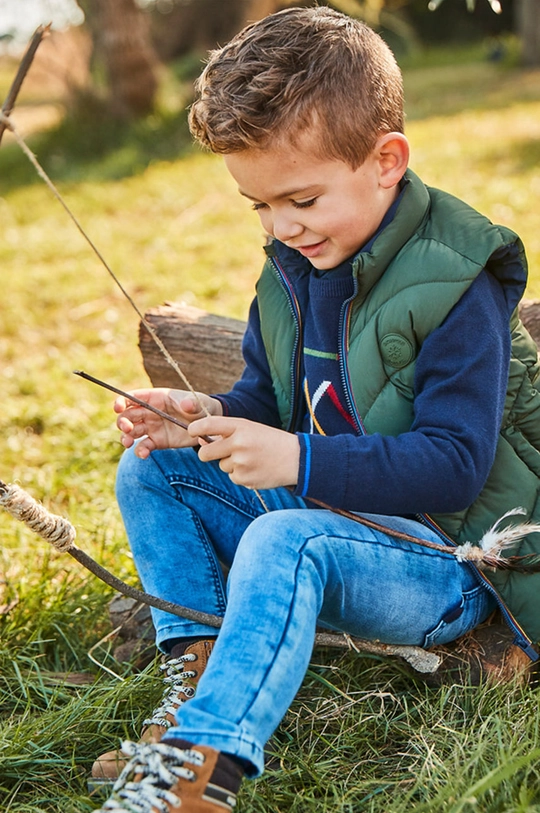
[
  {"xmin": 190, "ymin": 509, "xmax": 227, "ymax": 616},
  {"xmin": 146, "ymin": 451, "xmax": 261, "ymax": 520},
  {"xmin": 312, "ymin": 529, "xmax": 468, "ymax": 562},
  {"xmin": 168, "ymin": 476, "xmax": 262, "ymax": 519},
  {"xmin": 235, "ymin": 534, "xmax": 319, "ymax": 728}
]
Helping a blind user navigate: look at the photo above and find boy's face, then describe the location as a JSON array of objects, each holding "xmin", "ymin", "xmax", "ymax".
[{"xmin": 224, "ymin": 138, "xmax": 401, "ymax": 270}]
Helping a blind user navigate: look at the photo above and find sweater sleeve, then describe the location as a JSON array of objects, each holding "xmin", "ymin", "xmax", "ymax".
[
  {"xmin": 294, "ymin": 270, "xmax": 512, "ymax": 515},
  {"xmin": 214, "ymin": 297, "xmax": 283, "ymax": 428}
]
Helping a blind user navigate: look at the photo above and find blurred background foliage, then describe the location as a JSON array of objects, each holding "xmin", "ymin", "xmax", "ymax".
[
  {"xmin": 0, "ymin": 0, "xmax": 537, "ymax": 126},
  {"xmin": 0, "ymin": 0, "xmax": 537, "ymax": 190}
]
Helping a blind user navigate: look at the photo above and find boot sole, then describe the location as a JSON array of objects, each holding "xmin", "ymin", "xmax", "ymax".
[{"xmin": 87, "ymin": 777, "xmax": 116, "ymax": 795}]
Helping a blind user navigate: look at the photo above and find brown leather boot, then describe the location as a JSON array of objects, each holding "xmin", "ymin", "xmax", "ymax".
[
  {"xmin": 91, "ymin": 639, "xmax": 215, "ymax": 786},
  {"xmin": 93, "ymin": 739, "xmax": 243, "ymax": 812}
]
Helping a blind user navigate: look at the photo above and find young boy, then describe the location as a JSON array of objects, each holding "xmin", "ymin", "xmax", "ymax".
[{"xmin": 92, "ymin": 6, "xmax": 540, "ymax": 812}]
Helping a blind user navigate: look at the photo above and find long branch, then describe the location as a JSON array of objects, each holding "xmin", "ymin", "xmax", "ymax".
[
  {"xmin": 0, "ymin": 24, "xmax": 51, "ymax": 146},
  {"xmin": 0, "ymin": 478, "xmax": 441, "ymax": 673}
]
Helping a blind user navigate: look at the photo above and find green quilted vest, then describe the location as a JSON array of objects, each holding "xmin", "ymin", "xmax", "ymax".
[{"xmin": 256, "ymin": 170, "xmax": 540, "ymax": 644}]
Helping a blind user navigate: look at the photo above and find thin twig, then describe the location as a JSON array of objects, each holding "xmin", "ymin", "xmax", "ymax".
[
  {"xmin": 87, "ymin": 624, "xmax": 127, "ymax": 681},
  {"xmin": 73, "ymin": 370, "xmax": 214, "ymax": 442},
  {"xmin": 0, "ymin": 24, "xmax": 51, "ymax": 146}
]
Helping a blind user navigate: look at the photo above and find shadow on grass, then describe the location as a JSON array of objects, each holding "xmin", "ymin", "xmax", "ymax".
[
  {"xmin": 479, "ymin": 134, "xmax": 540, "ymax": 174},
  {"xmin": 0, "ymin": 96, "xmax": 194, "ymax": 196},
  {"xmin": 404, "ymin": 62, "xmax": 540, "ymax": 122}
]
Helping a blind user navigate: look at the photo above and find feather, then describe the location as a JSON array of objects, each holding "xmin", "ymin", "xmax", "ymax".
[{"xmin": 455, "ymin": 508, "xmax": 540, "ymax": 572}]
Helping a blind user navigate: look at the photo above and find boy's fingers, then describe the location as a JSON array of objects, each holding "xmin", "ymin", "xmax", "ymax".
[
  {"xmin": 179, "ymin": 396, "xmax": 201, "ymax": 415},
  {"xmin": 189, "ymin": 416, "xmax": 234, "ymax": 439},
  {"xmin": 113, "ymin": 395, "xmax": 128, "ymax": 413},
  {"xmin": 116, "ymin": 408, "xmax": 149, "ymax": 429},
  {"xmin": 114, "ymin": 391, "xmax": 153, "ymax": 413},
  {"xmin": 114, "ymin": 398, "xmax": 147, "ymax": 420},
  {"xmin": 117, "ymin": 415, "xmax": 134, "ymax": 433}
]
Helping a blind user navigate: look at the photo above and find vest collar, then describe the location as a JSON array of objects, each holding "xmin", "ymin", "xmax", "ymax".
[{"xmin": 351, "ymin": 170, "xmax": 430, "ymax": 303}]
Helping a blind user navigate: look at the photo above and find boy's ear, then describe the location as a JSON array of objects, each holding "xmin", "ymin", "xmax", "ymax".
[{"xmin": 375, "ymin": 132, "xmax": 409, "ymax": 188}]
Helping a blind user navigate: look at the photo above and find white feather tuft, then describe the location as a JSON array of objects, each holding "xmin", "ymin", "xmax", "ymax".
[
  {"xmin": 454, "ymin": 542, "xmax": 485, "ymax": 563},
  {"xmin": 478, "ymin": 507, "xmax": 540, "ymax": 556}
]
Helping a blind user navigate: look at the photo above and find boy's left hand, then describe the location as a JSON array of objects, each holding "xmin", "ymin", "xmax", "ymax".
[{"xmin": 189, "ymin": 416, "xmax": 300, "ymax": 490}]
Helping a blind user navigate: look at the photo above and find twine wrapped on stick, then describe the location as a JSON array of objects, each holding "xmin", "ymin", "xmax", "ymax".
[{"xmin": 0, "ymin": 478, "xmax": 441, "ymax": 673}]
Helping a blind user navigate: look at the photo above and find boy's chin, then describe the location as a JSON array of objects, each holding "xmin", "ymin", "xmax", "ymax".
[{"xmin": 308, "ymin": 253, "xmax": 351, "ymax": 271}]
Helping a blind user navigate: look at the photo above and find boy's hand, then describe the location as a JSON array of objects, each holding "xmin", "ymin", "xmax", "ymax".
[
  {"xmin": 189, "ymin": 416, "xmax": 300, "ymax": 490},
  {"xmin": 114, "ymin": 388, "xmax": 223, "ymax": 459}
]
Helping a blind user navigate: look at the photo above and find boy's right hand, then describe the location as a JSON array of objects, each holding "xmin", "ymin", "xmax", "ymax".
[{"xmin": 114, "ymin": 388, "xmax": 223, "ymax": 459}]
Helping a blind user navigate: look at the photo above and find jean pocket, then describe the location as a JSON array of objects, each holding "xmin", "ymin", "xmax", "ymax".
[{"xmin": 422, "ymin": 585, "xmax": 491, "ymax": 649}]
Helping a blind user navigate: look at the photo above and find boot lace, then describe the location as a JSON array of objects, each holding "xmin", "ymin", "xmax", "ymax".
[
  {"xmin": 142, "ymin": 653, "xmax": 198, "ymax": 729},
  {"xmin": 94, "ymin": 740, "xmax": 205, "ymax": 813}
]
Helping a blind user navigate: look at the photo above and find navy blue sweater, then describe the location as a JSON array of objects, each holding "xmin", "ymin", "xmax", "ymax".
[{"xmin": 217, "ymin": 268, "xmax": 512, "ymax": 516}]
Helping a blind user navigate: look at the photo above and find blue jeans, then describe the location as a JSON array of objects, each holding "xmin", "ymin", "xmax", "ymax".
[{"xmin": 116, "ymin": 446, "xmax": 495, "ymax": 776}]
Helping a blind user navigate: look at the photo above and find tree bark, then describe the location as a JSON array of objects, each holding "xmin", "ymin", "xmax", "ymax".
[
  {"xmin": 139, "ymin": 303, "xmax": 246, "ymax": 394},
  {"xmin": 83, "ymin": 0, "xmax": 160, "ymax": 117},
  {"xmin": 517, "ymin": 0, "xmax": 540, "ymax": 67}
]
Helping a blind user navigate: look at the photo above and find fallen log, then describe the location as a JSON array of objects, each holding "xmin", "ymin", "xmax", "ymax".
[
  {"xmin": 139, "ymin": 302, "xmax": 246, "ymax": 393},
  {"xmin": 139, "ymin": 299, "xmax": 540, "ymax": 392}
]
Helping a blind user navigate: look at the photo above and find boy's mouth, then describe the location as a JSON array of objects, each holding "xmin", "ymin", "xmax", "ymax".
[{"xmin": 296, "ymin": 240, "xmax": 327, "ymax": 258}]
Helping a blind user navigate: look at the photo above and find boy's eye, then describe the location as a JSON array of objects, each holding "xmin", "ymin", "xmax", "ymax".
[
  {"xmin": 292, "ymin": 198, "xmax": 316, "ymax": 209},
  {"xmin": 251, "ymin": 198, "xmax": 316, "ymax": 212}
]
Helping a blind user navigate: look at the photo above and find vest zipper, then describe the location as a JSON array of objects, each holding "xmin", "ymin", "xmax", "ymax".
[
  {"xmin": 270, "ymin": 256, "xmax": 303, "ymax": 432},
  {"xmin": 413, "ymin": 512, "xmax": 538, "ymax": 660},
  {"xmin": 338, "ymin": 277, "xmax": 366, "ymax": 436}
]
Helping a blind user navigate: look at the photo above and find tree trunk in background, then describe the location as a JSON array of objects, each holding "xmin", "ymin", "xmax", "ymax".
[
  {"xmin": 151, "ymin": 0, "xmax": 289, "ymax": 61},
  {"xmin": 240, "ymin": 0, "xmax": 284, "ymax": 26},
  {"xmin": 517, "ymin": 0, "xmax": 540, "ymax": 66},
  {"xmin": 83, "ymin": 0, "xmax": 160, "ymax": 117}
]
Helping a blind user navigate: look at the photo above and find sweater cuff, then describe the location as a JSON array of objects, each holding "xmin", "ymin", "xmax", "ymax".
[
  {"xmin": 211, "ymin": 395, "xmax": 230, "ymax": 416},
  {"xmin": 294, "ymin": 433, "xmax": 312, "ymax": 497},
  {"xmin": 293, "ymin": 433, "xmax": 351, "ymax": 505}
]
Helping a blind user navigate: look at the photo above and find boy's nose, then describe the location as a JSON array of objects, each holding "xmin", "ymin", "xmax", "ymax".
[{"xmin": 271, "ymin": 212, "xmax": 304, "ymax": 243}]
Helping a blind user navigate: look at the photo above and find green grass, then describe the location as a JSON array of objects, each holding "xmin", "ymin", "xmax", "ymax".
[{"xmin": 0, "ymin": 45, "xmax": 540, "ymax": 811}]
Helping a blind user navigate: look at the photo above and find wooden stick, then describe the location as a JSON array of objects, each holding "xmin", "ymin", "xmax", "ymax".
[
  {"xmin": 0, "ymin": 478, "xmax": 441, "ymax": 673},
  {"xmin": 0, "ymin": 24, "xmax": 51, "ymax": 147},
  {"xmin": 73, "ymin": 370, "xmax": 214, "ymax": 443}
]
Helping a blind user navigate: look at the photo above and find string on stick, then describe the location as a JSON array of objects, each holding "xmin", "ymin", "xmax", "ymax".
[{"xmin": 0, "ymin": 479, "xmax": 75, "ymax": 552}]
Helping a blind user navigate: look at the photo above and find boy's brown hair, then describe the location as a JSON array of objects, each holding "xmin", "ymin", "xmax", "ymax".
[{"xmin": 189, "ymin": 6, "xmax": 404, "ymax": 169}]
